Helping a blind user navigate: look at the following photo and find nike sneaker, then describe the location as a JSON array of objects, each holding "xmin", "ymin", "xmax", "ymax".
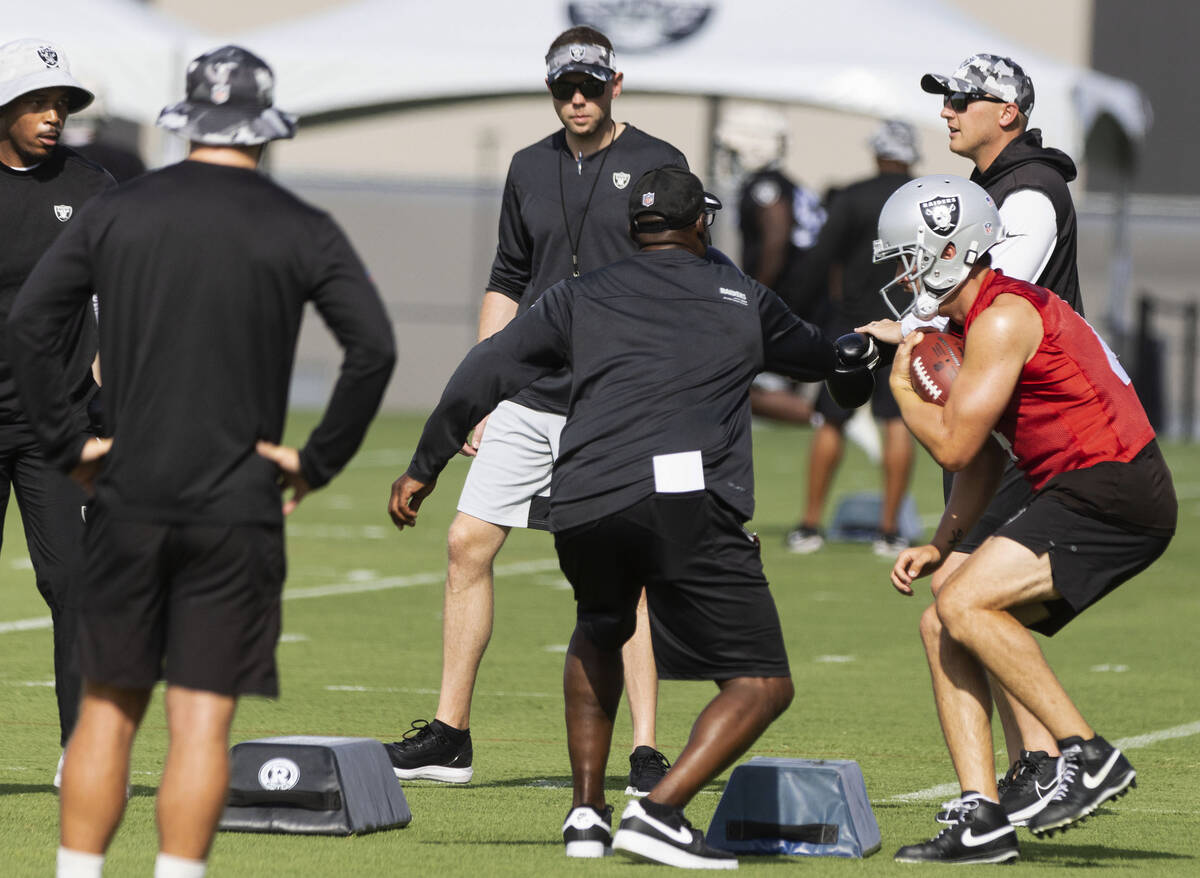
[
  {"xmin": 563, "ymin": 804, "xmax": 613, "ymax": 858},
  {"xmin": 1027, "ymin": 735, "xmax": 1136, "ymax": 837},
  {"xmin": 612, "ymin": 799, "xmax": 738, "ymax": 869},
  {"xmin": 383, "ymin": 719, "xmax": 473, "ymax": 783},
  {"xmin": 998, "ymin": 749, "xmax": 1063, "ymax": 826},
  {"xmin": 895, "ymin": 795, "xmax": 1019, "ymax": 864}
]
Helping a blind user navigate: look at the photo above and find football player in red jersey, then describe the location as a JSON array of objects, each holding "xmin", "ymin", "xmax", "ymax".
[{"xmin": 862, "ymin": 176, "xmax": 1176, "ymax": 865}]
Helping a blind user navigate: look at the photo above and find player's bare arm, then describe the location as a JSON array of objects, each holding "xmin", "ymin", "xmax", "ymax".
[
  {"xmin": 893, "ymin": 296, "xmax": 1038, "ymax": 470},
  {"xmin": 461, "ymin": 291, "xmax": 521, "ymax": 456},
  {"xmin": 389, "ymin": 472, "xmax": 435, "ymax": 529}
]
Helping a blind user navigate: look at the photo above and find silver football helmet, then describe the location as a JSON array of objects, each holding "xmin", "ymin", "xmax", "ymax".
[{"xmin": 873, "ymin": 175, "xmax": 1002, "ymax": 320}]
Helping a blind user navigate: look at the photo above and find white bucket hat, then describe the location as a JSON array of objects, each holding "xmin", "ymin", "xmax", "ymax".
[{"xmin": 0, "ymin": 39, "xmax": 93, "ymax": 113}]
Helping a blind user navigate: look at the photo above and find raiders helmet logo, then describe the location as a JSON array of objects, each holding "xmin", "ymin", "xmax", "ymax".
[
  {"xmin": 642, "ymin": 192, "xmax": 655, "ymax": 207},
  {"xmin": 612, "ymin": 171, "xmax": 630, "ymax": 189},
  {"xmin": 920, "ymin": 196, "xmax": 961, "ymax": 235},
  {"xmin": 568, "ymin": 1, "xmax": 714, "ymax": 53},
  {"xmin": 53, "ymin": 204, "xmax": 73, "ymax": 222},
  {"xmin": 37, "ymin": 46, "xmax": 59, "ymax": 68}
]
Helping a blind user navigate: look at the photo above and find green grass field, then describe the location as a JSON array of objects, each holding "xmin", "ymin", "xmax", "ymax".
[{"xmin": 1, "ymin": 413, "xmax": 1196, "ymax": 876}]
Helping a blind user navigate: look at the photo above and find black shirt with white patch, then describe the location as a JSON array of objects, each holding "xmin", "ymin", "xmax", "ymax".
[
  {"xmin": 9, "ymin": 160, "xmax": 396, "ymax": 525},
  {"xmin": 488, "ymin": 124, "xmax": 687, "ymax": 414},
  {"xmin": 0, "ymin": 147, "xmax": 113, "ymax": 430},
  {"xmin": 414, "ymin": 248, "xmax": 837, "ymax": 530}
]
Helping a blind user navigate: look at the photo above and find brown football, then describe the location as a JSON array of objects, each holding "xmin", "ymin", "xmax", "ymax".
[{"xmin": 909, "ymin": 331, "xmax": 965, "ymax": 406}]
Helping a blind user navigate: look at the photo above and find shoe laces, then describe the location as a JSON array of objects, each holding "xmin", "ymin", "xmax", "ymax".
[
  {"xmin": 631, "ymin": 748, "xmax": 670, "ymax": 778},
  {"xmin": 1002, "ymin": 751, "xmax": 1044, "ymax": 795},
  {"xmin": 1049, "ymin": 748, "xmax": 1081, "ymax": 802},
  {"xmin": 392, "ymin": 719, "xmax": 438, "ymax": 750}
]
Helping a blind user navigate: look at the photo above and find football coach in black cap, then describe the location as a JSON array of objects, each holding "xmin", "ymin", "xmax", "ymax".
[
  {"xmin": 388, "ymin": 166, "xmax": 878, "ymax": 868},
  {"xmin": 10, "ymin": 45, "xmax": 395, "ymax": 878}
]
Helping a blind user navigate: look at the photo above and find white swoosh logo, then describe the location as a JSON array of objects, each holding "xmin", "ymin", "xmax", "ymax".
[
  {"xmin": 633, "ymin": 806, "xmax": 693, "ymax": 845},
  {"xmin": 1035, "ymin": 777, "xmax": 1060, "ymax": 796},
  {"xmin": 961, "ymin": 825, "xmax": 1015, "ymax": 847},
  {"xmin": 1083, "ymin": 750, "xmax": 1122, "ymax": 789}
]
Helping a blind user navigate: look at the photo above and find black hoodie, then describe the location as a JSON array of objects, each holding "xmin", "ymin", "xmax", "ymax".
[{"xmin": 972, "ymin": 129, "xmax": 1082, "ymax": 315}]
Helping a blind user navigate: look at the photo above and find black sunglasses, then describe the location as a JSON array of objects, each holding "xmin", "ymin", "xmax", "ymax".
[
  {"xmin": 944, "ymin": 91, "xmax": 1008, "ymax": 112},
  {"xmin": 549, "ymin": 78, "xmax": 607, "ymax": 101}
]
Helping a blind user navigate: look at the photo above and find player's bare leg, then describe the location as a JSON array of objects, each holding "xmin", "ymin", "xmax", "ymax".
[
  {"xmin": 918, "ymin": 602, "xmax": 999, "ymax": 798},
  {"xmin": 564, "ymin": 627, "xmax": 623, "ymax": 809},
  {"xmin": 934, "ymin": 538, "xmax": 1093, "ymax": 743},
  {"xmin": 800, "ymin": 422, "xmax": 843, "ymax": 528},
  {"xmin": 157, "ymin": 686, "xmax": 237, "ymax": 860},
  {"xmin": 932, "ymin": 552, "xmax": 1058, "ymax": 763},
  {"xmin": 60, "ymin": 682, "xmax": 151, "ymax": 853},
  {"xmin": 434, "ymin": 512, "xmax": 510, "ymax": 730},
  {"xmin": 622, "ymin": 588, "xmax": 658, "ymax": 749},
  {"xmin": 879, "ymin": 418, "xmax": 913, "ymax": 534},
  {"xmin": 645, "ymin": 675, "xmax": 793, "ymax": 808}
]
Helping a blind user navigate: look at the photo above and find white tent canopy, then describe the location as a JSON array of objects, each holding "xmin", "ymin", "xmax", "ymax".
[
  {"xmin": 4, "ymin": 0, "xmax": 210, "ymax": 126},
  {"xmin": 232, "ymin": 0, "xmax": 1149, "ymax": 163}
]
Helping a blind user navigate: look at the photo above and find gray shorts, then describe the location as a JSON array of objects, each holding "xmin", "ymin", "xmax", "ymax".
[{"xmin": 457, "ymin": 400, "xmax": 564, "ymax": 530}]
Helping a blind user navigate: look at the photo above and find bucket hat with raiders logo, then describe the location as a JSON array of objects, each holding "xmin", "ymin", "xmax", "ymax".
[{"xmin": 0, "ymin": 38, "xmax": 93, "ymax": 112}]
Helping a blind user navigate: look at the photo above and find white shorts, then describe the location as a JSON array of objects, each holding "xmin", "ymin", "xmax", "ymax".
[{"xmin": 457, "ymin": 400, "xmax": 565, "ymax": 530}]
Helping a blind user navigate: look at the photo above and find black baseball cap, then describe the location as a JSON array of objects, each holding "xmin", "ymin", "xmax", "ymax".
[{"xmin": 629, "ymin": 166, "xmax": 721, "ymax": 232}]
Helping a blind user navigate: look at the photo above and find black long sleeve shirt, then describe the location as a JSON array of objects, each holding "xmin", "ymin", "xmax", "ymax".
[
  {"xmin": 487, "ymin": 125, "xmax": 687, "ymax": 414},
  {"xmin": 9, "ymin": 160, "xmax": 396, "ymax": 525},
  {"xmin": 413, "ymin": 248, "xmax": 837, "ymax": 530}
]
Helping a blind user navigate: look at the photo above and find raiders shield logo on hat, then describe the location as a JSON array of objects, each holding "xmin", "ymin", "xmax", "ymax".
[
  {"xmin": 37, "ymin": 46, "xmax": 59, "ymax": 67},
  {"xmin": 920, "ymin": 196, "xmax": 960, "ymax": 235}
]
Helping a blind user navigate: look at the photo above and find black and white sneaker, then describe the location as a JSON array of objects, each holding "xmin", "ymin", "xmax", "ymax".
[
  {"xmin": 625, "ymin": 746, "xmax": 670, "ymax": 796},
  {"xmin": 998, "ymin": 750, "xmax": 1063, "ymax": 826},
  {"xmin": 895, "ymin": 795, "xmax": 1018, "ymax": 865},
  {"xmin": 1027, "ymin": 735, "xmax": 1136, "ymax": 837},
  {"xmin": 563, "ymin": 804, "xmax": 613, "ymax": 858},
  {"xmin": 383, "ymin": 719, "xmax": 473, "ymax": 783},
  {"xmin": 785, "ymin": 524, "xmax": 824, "ymax": 554},
  {"xmin": 613, "ymin": 799, "xmax": 738, "ymax": 870}
]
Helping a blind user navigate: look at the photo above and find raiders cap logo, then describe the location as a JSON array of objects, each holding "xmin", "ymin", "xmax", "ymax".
[
  {"xmin": 37, "ymin": 46, "xmax": 59, "ymax": 68},
  {"xmin": 920, "ymin": 196, "xmax": 961, "ymax": 235}
]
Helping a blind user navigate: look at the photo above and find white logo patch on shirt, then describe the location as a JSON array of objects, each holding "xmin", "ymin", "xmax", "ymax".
[
  {"xmin": 612, "ymin": 171, "xmax": 630, "ymax": 189},
  {"xmin": 719, "ymin": 287, "xmax": 748, "ymax": 306},
  {"xmin": 53, "ymin": 204, "xmax": 73, "ymax": 222}
]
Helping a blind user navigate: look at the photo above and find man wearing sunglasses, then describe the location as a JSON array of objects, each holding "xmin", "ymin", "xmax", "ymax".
[
  {"xmin": 904, "ymin": 52, "xmax": 1085, "ymax": 838},
  {"xmin": 383, "ymin": 26, "xmax": 688, "ymax": 797}
]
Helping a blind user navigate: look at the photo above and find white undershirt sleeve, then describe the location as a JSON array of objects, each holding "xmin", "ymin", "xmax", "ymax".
[{"xmin": 989, "ymin": 188, "xmax": 1057, "ymax": 283}]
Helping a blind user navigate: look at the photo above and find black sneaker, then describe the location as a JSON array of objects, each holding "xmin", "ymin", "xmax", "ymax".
[
  {"xmin": 612, "ymin": 799, "xmax": 738, "ymax": 870},
  {"xmin": 625, "ymin": 746, "xmax": 670, "ymax": 796},
  {"xmin": 383, "ymin": 719, "xmax": 473, "ymax": 783},
  {"xmin": 895, "ymin": 795, "xmax": 1019, "ymax": 865},
  {"xmin": 563, "ymin": 804, "xmax": 613, "ymax": 858},
  {"xmin": 1027, "ymin": 736, "xmax": 1136, "ymax": 837},
  {"xmin": 998, "ymin": 750, "xmax": 1063, "ymax": 826}
]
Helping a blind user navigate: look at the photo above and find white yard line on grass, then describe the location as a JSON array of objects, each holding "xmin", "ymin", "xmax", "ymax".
[{"xmin": 884, "ymin": 720, "xmax": 1200, "ymax": 803}]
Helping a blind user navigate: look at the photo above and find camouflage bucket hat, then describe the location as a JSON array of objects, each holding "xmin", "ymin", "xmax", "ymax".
[
  {"xmin": 546, "ymin": 42, "xmax": 616, "ymax": 82},
  {"xmin": 157, "ymin": 45, "xmax": 296, "ymax": 146},
  {"xmin": 921, "ymin": 53, "xmax": 1035, "ymax": 116}
]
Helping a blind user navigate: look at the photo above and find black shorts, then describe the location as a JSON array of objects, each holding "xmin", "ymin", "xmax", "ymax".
[
  {"xmin": 944, "ymin": 459, "xmax": 1034, "ymax": 554},
  {"xmin": 555, "ymin": 492, "xmax": 789, "ymax": 680},
  {"xmin": 79, "ymin": 506, "xmax": 286, "ymax": 696},
  {"xmin": 815, "ymin": 362, "xmax": 902, "ymax": 426},
  {"xmin": 995, "ymin": 441, "xmax": 1176, "ymax": 637}
]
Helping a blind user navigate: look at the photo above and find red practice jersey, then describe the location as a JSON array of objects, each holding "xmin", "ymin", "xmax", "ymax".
[{"xmin": 963, "ymin": 271, "xmax": 1155, "ymax": 489}]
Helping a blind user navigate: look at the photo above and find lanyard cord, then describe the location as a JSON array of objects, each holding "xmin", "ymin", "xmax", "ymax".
[{"xmin": 558, "ymin": 120, "xmax": 617, "ymax": 278}]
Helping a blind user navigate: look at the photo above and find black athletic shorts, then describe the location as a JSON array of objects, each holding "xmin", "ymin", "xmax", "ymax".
[
  {"xmin": 995, "ymin": 440, "xmax": 1176, "ymax": 637},
  {"xmin": 79, "ymin": 506, "xmax": 286, "ymax": 696},
  {"xmin": 555, "ymin": 491, "xmax": 790, "ymax": 680},
  {"xmin": 815, "ymin": 362, "xmax": 902, "ymax": 427}
]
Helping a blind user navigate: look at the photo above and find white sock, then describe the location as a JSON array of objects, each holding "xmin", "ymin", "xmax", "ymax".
[
  {"xmin": 57, "ymin": 847, "xmax": 104, "ymax": 878},
  {"xmin": 154, "ymin": 853, "xmax": 207, "ymax": 878}
]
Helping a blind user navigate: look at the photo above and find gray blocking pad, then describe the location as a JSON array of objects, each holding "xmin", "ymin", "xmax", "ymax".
[
  {"xmin": 219, "ymin": 736, "xmax": 411, "ymax": 836},
  {"xmin": 707, "ymin": 757, "xmax": 880, "ymax": 857},
  {"xmin": 829, "ymin": 491, "xmax": 922, "ymax": 543}
]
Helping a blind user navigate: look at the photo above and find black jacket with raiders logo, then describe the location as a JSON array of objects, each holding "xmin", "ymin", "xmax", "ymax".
[
  {"xmin": 971, "ymin": 129, "xmax": 1082, "ymax": 315},
  {"xmin": 488, "ymin": 124, "xmax": 687, "ymax": 415},
  {"xmin": 0, "ymin": 147, "xmax": 113, "ymax": 429}
]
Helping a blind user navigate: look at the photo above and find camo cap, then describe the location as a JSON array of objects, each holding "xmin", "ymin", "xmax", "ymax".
[
  {"xmin": 546, "ymin": 42, "xmax": 617, "ymax": 83},
  {"xmin": 921, "ymin": 53, "xmax": 1035, "ymax": 116},
  {"xmin": 869, "ymin": 119, "xmax": 920, "ymax": 164},
  {"xmin": 157, "ymin": 45, "xmax": 296, "ymax": 146},
  {"xmin": 0, "ymin": 39, "xmax": 93, "ymax": 113}
]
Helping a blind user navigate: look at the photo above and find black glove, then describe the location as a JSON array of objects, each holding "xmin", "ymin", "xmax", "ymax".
[{"xmin": 827, "ymin": 332, "xmax": 879, "ymax": 409}]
